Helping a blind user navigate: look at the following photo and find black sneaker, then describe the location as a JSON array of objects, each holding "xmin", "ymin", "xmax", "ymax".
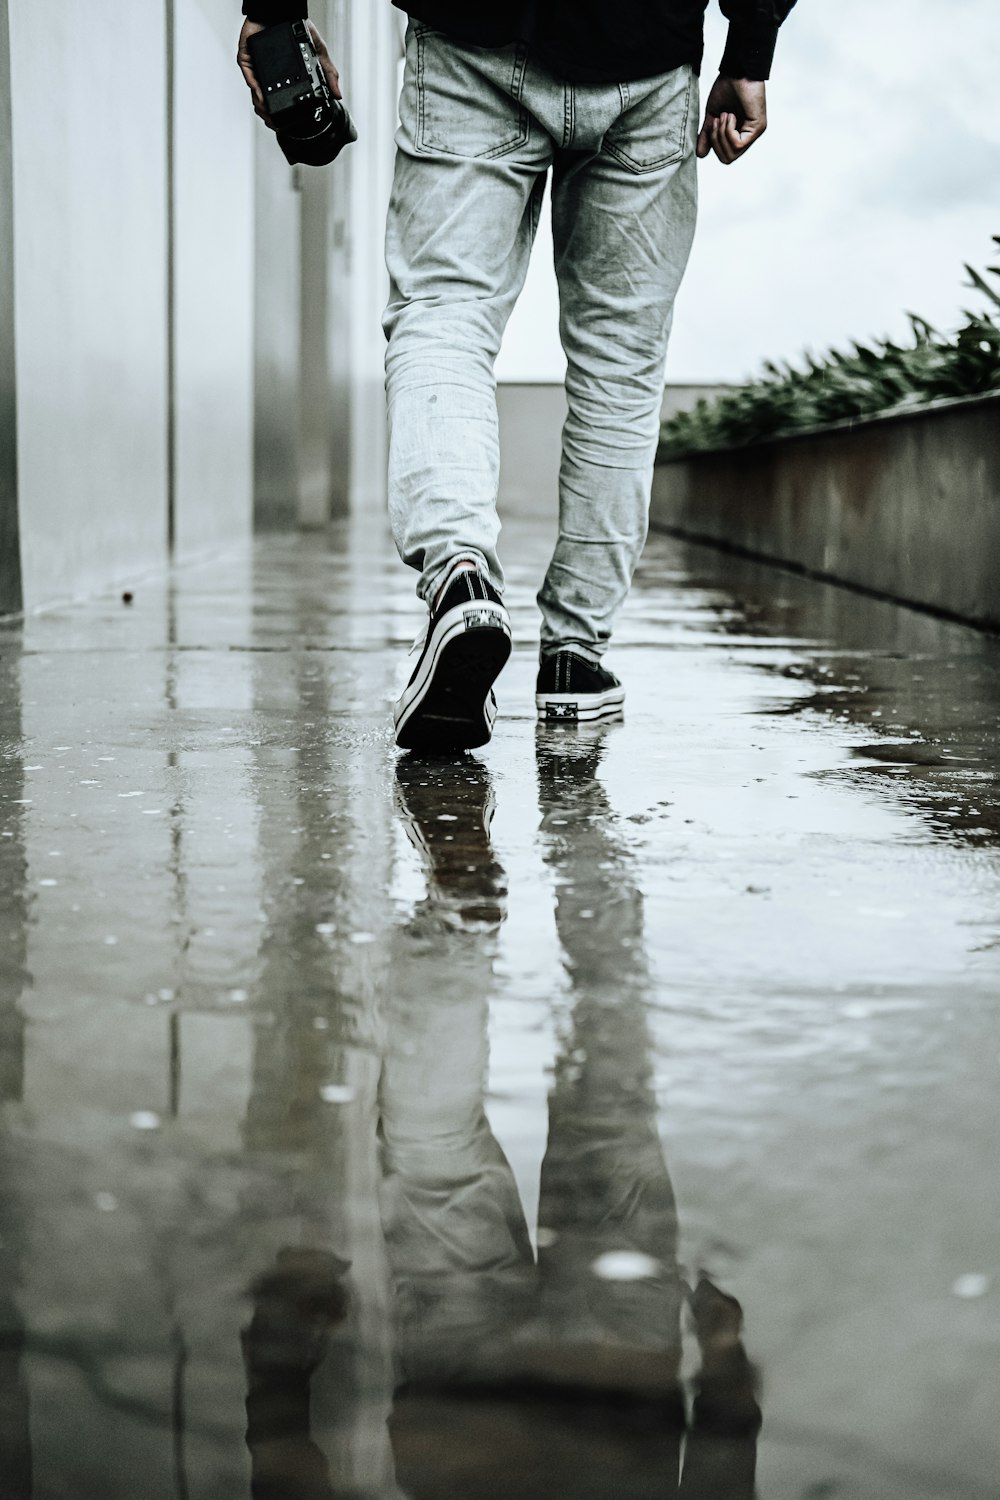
[
  {"xmin": 395, "ymin": 567, "xmax": 512, "ymax": 752},
  {"xmin": 535, "ymin": 648, "xmax": 625, "ymax": 723}
]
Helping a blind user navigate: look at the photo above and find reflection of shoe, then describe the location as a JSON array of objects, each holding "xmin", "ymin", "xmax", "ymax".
[
  {"xmin": 391, "ymin": 1341, "xmax": 687, "ymax": 1500},
  {"xmin": 535, "ymin": 649, "xmax": 625, "ymax": 724},
  {"xmin": 242, "ymin": 1249, "xmax": 348, "ymax": 1500},
  {"xmin": 242, "ymin": 1248, "xmax": 351, "ymax": 1380},
  {"xmin": 688, "ymin": 1275, "xmax": 762, "ymax": 1432},
  {"xmin": 395, "ymin": 567, "xmax": 512, "ymax": 752},
  {"xmin": 393, "ymin": 758, "xmax": 507, "ymax": 930}
]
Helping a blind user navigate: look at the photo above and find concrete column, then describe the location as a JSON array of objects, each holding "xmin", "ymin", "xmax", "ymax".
[
  {"xmin": 0, "ymin": 0, "xmax": 19, "ymax": 616},
  {"xmin": 334, "ymin": 0, "xmax": 400, "ymax": 516},
  {"xmin": 298, "ymin": 0, "xmax": 337, "ymax": 528},
  {"xmin": 325, "ymin": 0, "xmax": 355, "ymax": 519},
  {"xmin": 171, "ymin": 0, "xmax": 255, "ymax": 560},
  {"xmin": 251, "ymin": 0, "xmax": 397, "ymax": 530},
  {"xmin": 252, "ymin": 131, "xmax": 303, "ymax": 529}
]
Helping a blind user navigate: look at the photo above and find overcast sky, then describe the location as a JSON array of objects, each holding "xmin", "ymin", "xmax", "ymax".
[{"xmin": 496, "ymin": 0, "xmax": 1000, "ymax": 384}]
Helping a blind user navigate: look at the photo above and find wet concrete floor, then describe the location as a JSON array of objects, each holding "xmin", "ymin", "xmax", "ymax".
[{"xmin": 0, "ymin": 513, "xmax": 998, "ymax": 1499}]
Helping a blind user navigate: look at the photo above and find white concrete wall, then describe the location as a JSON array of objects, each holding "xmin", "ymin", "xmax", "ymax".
[
  {"xmin": 7, "ymin": 0, "xmax": 256, "ymax": 611},
  {"xmin": 5, "ymin": 0, "xmax": 399, "ymax": 603},
  {"xmin": 8, "ymin": 0, "xmax": 170, "ymax": 610},
  {"xmin": 172, "ymin": 0, "xmax": 255, "ymax": 560}
]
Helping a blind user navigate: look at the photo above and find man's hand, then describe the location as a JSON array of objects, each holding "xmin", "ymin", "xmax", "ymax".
[
  {"xmin": 237, "ymin": 18, "xmax": 342, "ymax": 133},
  {"xmin": 696, "ymin": 77, "xmax": 767, "ymax": 165}
]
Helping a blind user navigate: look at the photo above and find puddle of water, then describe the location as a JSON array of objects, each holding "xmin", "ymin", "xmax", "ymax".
[{"xmin": 0, "ymin": 526, "xmax": 997, "ymax": 1498}]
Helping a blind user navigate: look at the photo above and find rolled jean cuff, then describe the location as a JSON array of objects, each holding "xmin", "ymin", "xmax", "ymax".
[
  {"xmin": 541, "ymin": 641, "xmax": 603, "ymax": 666},
  {"xmin": 422, "ymin": 552, "xmax": 495, "ymax": 607}
]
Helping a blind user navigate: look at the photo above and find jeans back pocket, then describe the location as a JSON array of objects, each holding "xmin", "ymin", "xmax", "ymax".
[
  {"xmin": 413, "ymin": 26, "xmax": 530, "ymax": 161},
  {"xmin": 603, "ymin": 66, "xmax": 695, "ymax": 175}
]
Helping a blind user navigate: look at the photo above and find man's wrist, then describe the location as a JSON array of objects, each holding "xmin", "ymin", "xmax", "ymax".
[
  {"xmin": 242, "ymin": 0, "xmax": 308, "ymax": 24},
  {"xmin": 720, "ymin": 22, "xmax": 778, "ymax": 83}
]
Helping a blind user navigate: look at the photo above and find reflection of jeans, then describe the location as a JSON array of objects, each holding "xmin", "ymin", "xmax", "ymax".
[
  {"xmin": 382, "ymin": 752, "xmax": 680, "ymax": 1380},
  {"xmin": 378, "ymin": 978, "xmax": 681, "ymax": 1369},
  {"xmin": 381, "ymin": 737, "xmax": 759, "ymax": 1496},
  {"xmin": 384, "ymin": 24, "xmax": 699, "ymax": 657},
  {"xmin": 379, "ymin": 986, "xmax": 535, "ymax": 1385}
]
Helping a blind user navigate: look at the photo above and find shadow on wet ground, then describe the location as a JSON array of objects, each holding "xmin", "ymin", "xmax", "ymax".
[{"xmin": 0, "ymin": 515, "xmax": 998, "ymax": 1499}]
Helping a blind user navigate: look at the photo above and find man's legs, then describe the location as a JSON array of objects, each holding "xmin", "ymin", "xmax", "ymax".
[
  {"xmin": 538, "ymin": 67, "xmax": 699, "ymax": 662},
  {"xmin": 384, "ymin": 24, "xmax": 553, "ymax": 608},
  {"xmin": 386, "ymin": 26, "xmax": 557, "ymax": 751}
]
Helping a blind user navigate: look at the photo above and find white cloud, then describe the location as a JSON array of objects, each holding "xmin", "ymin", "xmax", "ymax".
[{"xmin": 497, "ymin": 0, "xmax": 1000, "ymax": 383}]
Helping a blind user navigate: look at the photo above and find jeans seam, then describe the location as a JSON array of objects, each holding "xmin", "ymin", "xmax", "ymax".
[
  {"xmin": 416, "ymin": 31, "xmax": 426, "ymax": 150},
  {"xmin": 424, "ymin": 553, "xmax": 494, "ymax": 606}
]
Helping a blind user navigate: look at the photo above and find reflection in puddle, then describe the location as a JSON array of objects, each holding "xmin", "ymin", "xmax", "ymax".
[
  {"xmin": 3, "ymin": 528, "xmax": 1000, "ymax": 1497},
  {"xmin": 233, "ymin": 741, "xmax": 761, "ymax": 1497}
]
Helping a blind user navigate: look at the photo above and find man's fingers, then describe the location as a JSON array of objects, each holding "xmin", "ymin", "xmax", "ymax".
[
  {"xmin": 723, "ymin": 114, "xmax": 748, "ymax": 160},
  {"xmin": 712, "ymin": 114, "xmax": 738, "ymax": 166},
  {"xmin": 237, "ymin": 55, "xmax": 267, "ymax": 115},
  {"xmin": 240, "ymin": 66, "xmax": 274, "ymax": 127},
  {"xmin": 709, "ymin": 110, "xmax": 767, "ymax": 165},
  {"xmin": 307, "ymin": 21, "xmax": 343, "ymax": 98},
  {"xmin": 321, "ymin": 59, "xmax": 343, "ymax": 101},
  {"xmin": 696, "ymin": 113, "xmax": 714, "ymax": 159},
  {"xmin": 238, "ymin": 20, "xmax": 340, "ymax": 126},
  {"xmin": 727, "ymin": 113, "xmax": 766, "ymax": 156}
]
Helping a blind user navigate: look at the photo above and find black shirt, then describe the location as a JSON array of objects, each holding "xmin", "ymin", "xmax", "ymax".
[{"xmin": 243, "ymin": 1, "xmax": 797, "ymax": 83}]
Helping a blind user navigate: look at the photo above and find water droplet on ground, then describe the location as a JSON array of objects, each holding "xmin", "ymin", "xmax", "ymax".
[
  {"xmin": 952, "ymin": 1274, "xmax": 991, "ymax": 1300},
  {"xmin": 319, "ymin": 1084, "xmax": 356, "ymax": 1105},
  {"xmin": 591, "ymin": 1251, "xmax": 662, "ymax": 1282}
]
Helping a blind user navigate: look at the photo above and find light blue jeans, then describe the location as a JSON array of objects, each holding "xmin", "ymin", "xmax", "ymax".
[{"xmin": 384, "ymin": 23, "xmax": 699, "ymax": 660}]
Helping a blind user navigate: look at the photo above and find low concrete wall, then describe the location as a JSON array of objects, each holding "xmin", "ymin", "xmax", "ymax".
[
  {"xmin": 499, "ymin": 382, "xmax": 736, "ymax": 522},
  {"xmin": 650, "ymin": 394, "xmax": 1000, "ymax": 629}
]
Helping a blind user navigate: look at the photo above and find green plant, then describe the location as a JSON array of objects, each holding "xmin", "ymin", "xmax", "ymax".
[{"xmin": 659, "ymin": 237, "xmax": 1000, "ymax": 459}]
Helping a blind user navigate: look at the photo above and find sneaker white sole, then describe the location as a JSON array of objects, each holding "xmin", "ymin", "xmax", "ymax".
[
  {"xmin": 535, "ymin": 687, "xmax": 626, "ymax": 723},
  {"xmin": 395, "ymin": 600, "xmax": 511, "ymax": 751}
]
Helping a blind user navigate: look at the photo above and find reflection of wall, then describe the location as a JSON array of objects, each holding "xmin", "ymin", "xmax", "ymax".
[
  {"xmin": 0, "ymin": 2, "xmax": 19, "ymax": 616},
  {"xmin": 8, "ymin": 0, "xmax": 170, "ymax": 610}
]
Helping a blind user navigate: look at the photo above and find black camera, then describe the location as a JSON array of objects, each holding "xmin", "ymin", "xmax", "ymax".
[{"xmin": 247, "ymin": 20, "xmax": 357, "ymax": 168}]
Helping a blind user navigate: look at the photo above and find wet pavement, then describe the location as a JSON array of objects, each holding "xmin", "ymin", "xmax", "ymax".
[{"xmin": 0, "ymin": 512, "xmax": 999, "ymax": 1499}]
